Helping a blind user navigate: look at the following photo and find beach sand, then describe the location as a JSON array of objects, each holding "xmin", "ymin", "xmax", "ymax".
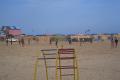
[{"xmin": 0, "ymin": 41, "xmax": 120, "ymax": 80}]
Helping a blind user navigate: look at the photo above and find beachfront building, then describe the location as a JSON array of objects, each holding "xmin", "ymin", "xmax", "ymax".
[
  {"xmin": 93, "ymin": 34, "xmax": 110, "ymax": 42},
  {"xmin": 0, "ymin": 26, "xmax": 22, "ymax": 41},
  {"xmin": 7, "ymin": 29, "xmax": 22, "ymax": 37},
  {"xmin": 70, "ymin": 34, "xmax": 93, "ymax": 42},
  {"xmin": 71, "ymin": 34, "xmax": 91, "ymax": 40}
]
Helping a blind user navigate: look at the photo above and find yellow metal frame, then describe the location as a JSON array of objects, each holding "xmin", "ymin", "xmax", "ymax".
[
  {"xmin": 33, "ymin": 58, "xmax": 39, "ymax": 80},
  {"xmin": 33, "ymin": 50, "xmax": 41, "ymax": 80},
  {"xmin": 33, "ymin": 49, "xmax": 57, "ymax": 80},
  {"xmin": 33, "ymin": 48, "xmax": 80, "ymax": 80},
  {"xmin": 55, "ymin": 48, "xmax": 80, "ymax": 80},
  {"xmin": 43, "ymin": 53, "xmax": 49, "ymax": 80}
]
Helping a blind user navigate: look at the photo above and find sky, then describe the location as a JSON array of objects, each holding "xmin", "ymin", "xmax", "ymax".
[{"xmin": 0, "ymin": 0, "xmax": 120, "ymax": 35}]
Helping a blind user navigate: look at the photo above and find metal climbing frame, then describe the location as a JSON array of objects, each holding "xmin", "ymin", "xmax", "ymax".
[
  {"xmin": 56, "ymin": 49, "xmax": 79, "ymax": 80},
  {"xmin": 33, "ymin": 48, "xmax": 79, "ymax": 80},
  {"xmin": 34, "ymin": 49, "xmax": 58, "ymax": 80}
]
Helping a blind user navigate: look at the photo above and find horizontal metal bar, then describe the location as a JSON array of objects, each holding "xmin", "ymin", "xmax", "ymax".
[
  {"xmin": 59, "ymin": 49, "xmax": 74, "ymax": 51},
  {"xmin": 59, "ymin": 50, "xmax": 74, "ymax": 52},
  {"xmin": 37, "ymin": 57, "xmax": 56, "ymax": 60},
  {"xmin": 57, "ymin": 65, "xmax": 74, "ymax": 67},
  {"xmin": 57, "ymin": 67, "xmax": 77, "ymax": 69},
  {"xmin": 41, "ymin": 49, "xmax": 57, "ymax": 51},
  {"xmin": 59, "ymin": 57, "xmax": 75, "ymax": 60},
  {"xmin": 43, "ymin": 53, "xmax": 56, "ymax": 55},
  {"xmin": 62, "ymin": 74, "xmax": 74, "ymax": 76},
  {"xmin": 58, "ymin": 52, "xmax": 74, "ymax": 54},
  {"xmin": 47, "ymin": 66, "xmax": 56, "ymax": 68}
]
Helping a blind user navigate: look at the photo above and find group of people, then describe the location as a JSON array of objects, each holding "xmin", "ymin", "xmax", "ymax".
[
  {"xmin": 49, "ymin": 39, "xmax": 58, "ymax": 47},
  {"xmin": 110, "ymin": 36, "xmax": 119, "ymax": 48},
  {"xmin": 6, "ymin": 37, "xmax": 25, "ymax": 47}
]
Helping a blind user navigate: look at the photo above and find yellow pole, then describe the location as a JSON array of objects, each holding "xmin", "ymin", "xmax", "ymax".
[
  {"xmin": 55, "ymin": 50, "xmax": 59, "ymax": 80},
  {"xmin": 43, "ymin": 53, "xmax": 49, "ymax": 80},
  {"xmin": 33, "ymin": 49, "xmax": 41, "ymax": 80},
  {"xmin": 75, "ymin": 50, "xmax": 80, "ymax": 80},
  {"xmin": 33, "ymin": 59, "xmax": 38, "ymax": 80},
  {"xmin": 58, "ymin": 50, "xmax": 62, "ymax": 80},
  {"xmin": 73, "ymin": 50, "xmax": 76, "ymax": 80}
]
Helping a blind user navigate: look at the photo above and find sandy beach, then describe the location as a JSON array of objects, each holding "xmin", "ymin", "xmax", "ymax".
[{"xmin": 0, "ymin": 41, "xmax": 120, "ymax": 80}]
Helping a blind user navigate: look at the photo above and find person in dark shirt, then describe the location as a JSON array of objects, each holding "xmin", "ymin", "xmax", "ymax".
[
  {"xmin": 55, "ymin": 39, "xmax": 58, "ymax": 47},
  {"xmin": 110, "ymin": 35, "xmax": 114, "ymax": 48},
  {"xmin": 114, "ymin": 37, "xmax": 118, "ymax": 48},
  {"xmin": 21, "ymin": 37, "xmax": 25, "ymax": 47}
]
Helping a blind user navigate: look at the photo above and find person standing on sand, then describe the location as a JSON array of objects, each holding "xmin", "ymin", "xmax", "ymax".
[
  {"xmin": 6, "ymin": 38, "xmax": 8, "ymax": 46},
  {"xmin": 114, "ymin": 37, "xmax": 118, "ymax": 48},
  {"xmin": 68, "ymin": 38, "xmax": 72, "ymax": 44},
  {"xmin": 18, "ymin": 39, "xmax": 21, "ymax": 45},
  {"xmin": 110, "ymin": 35, "xmax": 114, "ymax": 48},
  {"xmin": 10, "ymin": 37, "xmax": 13, "ymax": 45},
  {"xmin": 49, "ymin": 38, "xmax": 52, "ymax": 44},
  {"xmin": 18, "ymin": 36, "xmax": 21, "ymax": 46},
  {"xmin": 28, "ymin": 38, "xmax": 31, "ymax": 45},
  {"xmin": 55, "ymin": 39, "xmax": 58, "ymax": 47},
  {"xmin": 21, "ymin": 37, "xmax": 25, "ymax": 47}
]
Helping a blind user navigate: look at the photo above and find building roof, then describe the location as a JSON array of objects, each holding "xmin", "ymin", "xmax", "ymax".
[{"xmin": 8, "ymin": 29, "xmax": 22, "ymax": 36}]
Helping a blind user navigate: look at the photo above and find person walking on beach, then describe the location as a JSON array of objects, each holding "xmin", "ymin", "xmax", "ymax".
[{"xmin": 114, "ymin": 37, "xmax": 118, "ymax": 48}]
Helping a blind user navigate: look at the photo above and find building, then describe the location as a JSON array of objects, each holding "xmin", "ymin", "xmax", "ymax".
[
  {"xmin": 0, "ymin": 26, "xmax": 22, "ymax": 41},
  {"xmin": 7, "ymin": 29, "xmax": 22, "ymax": 36}
]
